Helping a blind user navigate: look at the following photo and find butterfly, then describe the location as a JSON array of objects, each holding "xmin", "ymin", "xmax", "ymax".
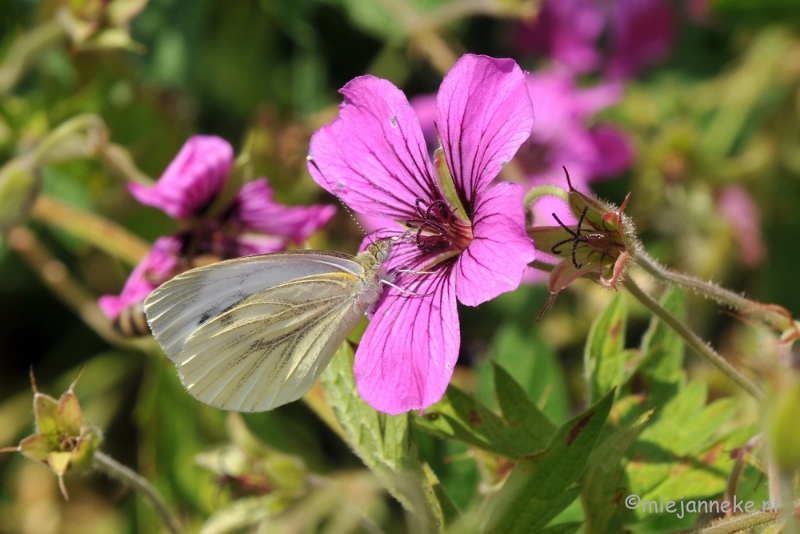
[{"xmin": 143, "ymin": 240, "xmax": 391, "ymax": 412}]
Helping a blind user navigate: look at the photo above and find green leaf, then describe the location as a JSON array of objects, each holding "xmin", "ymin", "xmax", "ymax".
[
  {"xmin": 478, "ymin": 324, "xmax": 570, "ymax": 424},
  {"xmin": 485, "ymin": 390, "xmax": 615, "ymax": 534},
  {"xmin": 494, "ymin": 362, "xmax": 557, "ymax": 451},
  {"xmin": 585, "ymin": 293, "xmax": 629, "ymax": 403},
  {"xmin": 198, "ymin": 494, "xmax": 288, "ymax": 534},
  {"xmin": 583, "ymin": 409, "xmax": 655, "ymax": 534},
  {"xmin": 415, "ymin": 385, "xmax": 531, "ymax": 459},
  {"xmin": 538, "ymin": 522, "xmax": 584, "ymax": 534},
  {"xmin": 320, "ymin": 343, "xmax": 445, "ymax": 532}
]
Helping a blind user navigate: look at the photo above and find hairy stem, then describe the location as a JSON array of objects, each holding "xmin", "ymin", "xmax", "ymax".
[
  {"xmin": 92, "ymin": 451, "xmax": 185, "ymax": 534},
  {"xmin": 632, "ymin": 245, "xmax": 796, "ymax": 334},
  {"xmin": 622, "ymin": 277, "xmax": 763, "ymax": 400},
  {"xmin": 528, "ymin": 259, "xmax": 763, "ymax": 399}
]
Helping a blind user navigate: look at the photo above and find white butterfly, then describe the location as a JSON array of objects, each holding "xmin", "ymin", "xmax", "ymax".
[{"xmin": 143, "ymin": 240, "xmax": 391, "ymax": 412}]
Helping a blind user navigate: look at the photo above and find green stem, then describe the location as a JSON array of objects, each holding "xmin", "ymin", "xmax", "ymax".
[
  {"xmin": 92, "ymin": 451, "xmax": 185, "ymax": 534},
  {"xmin": 31, "ymin": 114, "xmax": 106, "ymax": 165},
  {"xmin": 528, "ymin": 259, "xmax": 763, "ymax": 399},
  {"xmin": 523, "ymin": 185, "xmax": 568, "ymax": 212},
  {"xmin": 678, "ymin": 505, "xmax": 783, "ymax": 534},
  {"xmin": 622, "ymin": 277, "xmax": 763, "ymax": 400},
  {"xmin": 632, "ymin": 246, "xmax": 796, "ymax": 333},
  {"xmin": 0, "ymin": 20, "xmax": 66, "ymax": 95}
]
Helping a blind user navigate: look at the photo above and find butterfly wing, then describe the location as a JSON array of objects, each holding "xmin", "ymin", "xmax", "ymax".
[
  {"xmin": 144, "ymin": 251, "xmax": 362, "ymax": 360},
  {"xmin": 177, "ymin": 273, "xmax": 372, "ymax": 411}
]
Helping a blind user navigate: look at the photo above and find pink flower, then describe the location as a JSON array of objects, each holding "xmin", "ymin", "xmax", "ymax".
[
  {"xmin": 514, "ymin": 0, "xmax": 605, "ymax": 73},
  {"xmin": 717, "ymin": 185, "xmax": 766, "ymax": 268},
  {"xmin": 99, "ymin": 135, "xmax": 336, "ymax": 319},
  {"xmin": 606, "ymin": 0, "xmax": 676, "ymax": 80},
  {"xmin": 515, "ymin": 0, "xmax": 676, "ymax": 79},
  {"xmin": 308, "ymin": 54, "xmax": 536, "ymax": 414}
]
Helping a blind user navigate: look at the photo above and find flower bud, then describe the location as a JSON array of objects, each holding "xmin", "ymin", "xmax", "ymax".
[
  {"xmin": 528, "ymin": 168, "xmax": 635, "ymax": 317},
  {"xmin": 1, "ymin": 369, "xmax": 102, "ymax": 499}
]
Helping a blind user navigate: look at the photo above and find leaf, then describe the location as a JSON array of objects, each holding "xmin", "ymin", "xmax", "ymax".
[
  {"xmin": 320, "ymin": 343, "xmax": 445, "ymax": 532},
  {"xmin": 198, "ymin": 494, "xmax": 288, "ymax": 534},
  {"xmin": 485, "ymin": 390, "xmax": 615, "ymax": 534},
  {"xmin": 415, "ymin": 385, "xmax": 531, "ymax": 459},
  {"xmin": 494, "ymin": 362, "xmax": 557, "ymax": 451},
  {"xmin": 585, "ymin": 293, "xmax": 629, "ymax": 403},
  {"xmin": 582, "ymin": 409, "xmax": 655, "ymax": 534},
  {"xmin": 478, "ymin": 323, "xmax": 570, "ymax": 424},
  {"xmin": 538, "ymin": 522, "xmax": 584, "ymax": 534}
]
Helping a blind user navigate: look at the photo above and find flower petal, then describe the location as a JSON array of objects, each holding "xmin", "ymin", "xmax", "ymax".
[
  {"xmin": 98, "ymin": 236, "xmax": 181, "ymax": 318},
  {"xmin": 355, "ymin": 270, "xmax": 459, "ymax": 414},
  {"xmin": 234, "ymin": 178, "xmax": 336, "ymax": 242},
  {"xmin": 308, "ymin": 76, "xmax": 437, "ymax": 220},
  {"xmin": 455, "ymin": 182, "xmax": 536, "ymax": 306},
  {"xmin": 436, "ymin": 54, "xmax": 533, "ymax": 213},
  {"xmin": 513, "ymin": 0, "xmax": 604, "ymax": 73},
  {"xmin": 128, "ymin": 135, "xmax": 233, "ymax": 219},
  {"xmin": 606, "ymin": 0, "xmax": 676, "ymax": 79},
  {"xmin": 587, "ymin": 125, "xmax": 633, "ymax": 178}
]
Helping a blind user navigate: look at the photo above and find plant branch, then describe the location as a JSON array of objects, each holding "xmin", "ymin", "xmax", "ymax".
[
  {"xmin": 622, "ymin": 277, "xmax": 763, "ymax": 400},
  {"xmin": 632, "ymin": 246, "xmax": 797, "ymax": 335},
  {"xmin": 92, "ymin": 451, "xmax": 185, "ymax": 534},
  {"xmin": 7, "ymin": 226, "xmax": 151, "ymax": 350}
]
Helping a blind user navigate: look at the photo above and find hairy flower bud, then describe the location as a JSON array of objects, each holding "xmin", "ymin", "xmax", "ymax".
[
  {"xmin": 529, "ymin": 168, "xmax": 635, "ymax": 318},
  {"xmin": 0, "ymin": 369, "xmax": 102, "ymax": 499}
]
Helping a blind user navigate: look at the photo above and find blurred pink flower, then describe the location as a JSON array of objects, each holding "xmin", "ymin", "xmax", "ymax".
[
  {"xmin": 515, "ymin": 0, "xmax": 676, "ymax": 79},
  {"xmin": 99, "ymin": 135, "xmax": 336, "ymax": 319},
  {"xmin": 308, "ymin": 54, "xmax": 536, "ymax": 414},
  {"xmin": 717, "ymin": 185, "xmax": 766, "ymax": 268},
  {"xmin": 521, "ymin": 70, "xmax": 633, "ymax": 226},
  {"xmin": 514, "ymin": 0, "xmax": 605, "ymax": 73}
]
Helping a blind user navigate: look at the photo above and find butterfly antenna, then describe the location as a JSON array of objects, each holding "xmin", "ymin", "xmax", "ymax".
[{"xmin": 307, "ymin": 156, "xmax": 374, "ymax": 244}]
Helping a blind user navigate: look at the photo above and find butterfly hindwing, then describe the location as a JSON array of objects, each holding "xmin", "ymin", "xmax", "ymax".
[
  {"xmin": 144, "ymin": 251, "xmax": 363, "ymax": 360},
  {"xmin": 176, "ymin": 273, "xmax": 366, "ymax": 411}
]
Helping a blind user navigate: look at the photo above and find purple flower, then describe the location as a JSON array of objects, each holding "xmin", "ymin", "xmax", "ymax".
[
  {"xmin": 99, "ymin": 135, "xmax": 336, "ymax": 319},
  {"xmin": 308, "ymin": 54, "xmax": 536, "ymax": 414},
  {"xmin": 515, "ymin": 0, "xmax": 676, "ymax": 79}
]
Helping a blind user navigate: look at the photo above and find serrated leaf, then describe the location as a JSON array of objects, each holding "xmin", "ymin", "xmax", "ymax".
[
  {"xmin": 415, "ymin": 385, "xmax": 530, "ymax": 459},
  {"xmin": 485, "ymin": 390, "xmax": 615, "ymax": 534},
  {"xmin": 320, "ymin": 343, "xmax": 444, "ymax": 532},
  {"xmin": 585, "ymin": 293, "xmax": 628, "ymax": 403},
  {"xmin": 494, "ymin": 362, "xmax": 556, "ymax": 451},
  {"xmin": 583, "ymin": 409, "xmax": 655, "ymax": 534},
  {"xmin": 479, "ymin": 324, "xmax": 570, "ymax": 424}
]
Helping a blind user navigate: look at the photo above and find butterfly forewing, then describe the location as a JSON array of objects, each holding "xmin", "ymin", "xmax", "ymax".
[
  {"xmin": 144, "ymin": 251, "xmax": 366, "ymax": 360},
  {"xmin": 179, "ymin": 274, "xmax": 370, "ymax": 411},
  {"xmin": 144, "ymin": 248, "xmax": 388, "ymax": 412}
]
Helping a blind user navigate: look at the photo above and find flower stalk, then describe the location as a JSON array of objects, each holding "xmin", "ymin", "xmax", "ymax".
[
  {"xmin": 92, "ymin": 451, "xmax": 186, "ymax": 534},
  {"xmin": 632, "ymin": 245, "xmax": 800, "ymax": 342}
]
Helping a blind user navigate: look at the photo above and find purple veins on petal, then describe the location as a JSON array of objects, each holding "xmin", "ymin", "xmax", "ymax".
[{"xmin": 308, "ymin": 53, "xmax": 537, "ymax": 413}]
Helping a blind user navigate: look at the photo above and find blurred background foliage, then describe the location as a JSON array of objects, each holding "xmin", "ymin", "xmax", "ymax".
[{"xmin": 2, "ymin": 0, "xmax": 800, "ymax": 532}]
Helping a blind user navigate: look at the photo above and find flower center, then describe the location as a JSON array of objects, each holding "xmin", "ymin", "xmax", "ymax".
[
  {"xmin": 405, "ymin": 198, "xmax": 473, "ymax": 256},
  {"xmin": 516, "ymin": 139, "xmax": 554, "ymax": 177}
]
